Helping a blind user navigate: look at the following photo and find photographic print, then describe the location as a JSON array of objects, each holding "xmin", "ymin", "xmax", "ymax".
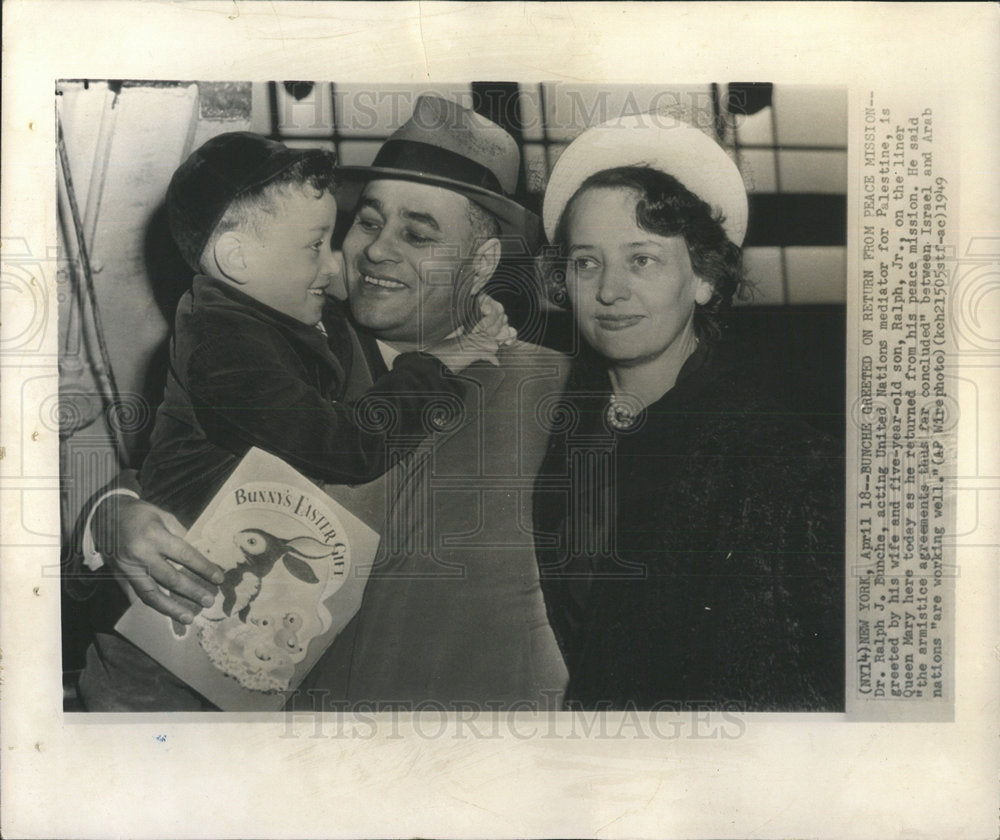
[
  {"xmin": 56, "ymin": 79, "xmax": 848, "ymax": 716},
  {"xmin": 2, "ymin": 3, "xmax": 997, "ymax": 839}
]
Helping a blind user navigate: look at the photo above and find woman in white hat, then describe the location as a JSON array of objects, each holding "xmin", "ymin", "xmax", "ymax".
[{"xmin": 533, "ymin": 115, "xmax": 843, "ymax": 711}]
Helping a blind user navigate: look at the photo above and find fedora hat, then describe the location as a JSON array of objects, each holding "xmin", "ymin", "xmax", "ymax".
[
  {"xmin": 543, "ymin": 113, "xmax": 749, "ymax": 246},
  {"xmin": 336, "ymin": 95, "xmax": 540, "ymax": 253}
]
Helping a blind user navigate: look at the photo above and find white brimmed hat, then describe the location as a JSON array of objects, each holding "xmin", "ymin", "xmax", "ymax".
[{"xmin": 542, "ymin": 113, "xmax": 748, "ymax": 246}]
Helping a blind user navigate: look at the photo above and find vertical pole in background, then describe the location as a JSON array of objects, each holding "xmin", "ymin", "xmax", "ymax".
[
  {"xmin": 470, "ymin": 82, "xmax": 544, "ymax": 343},
  {"xmin": 81, "ymin": 82, "xmax": 122, "ymax": 252},
  {"xmin": 267, "ymin": 81, "xmax": 281, "ymax": 139},
  {"xmin": 56, "ymin": 110, "xmax": 128, "ymax": 466}
]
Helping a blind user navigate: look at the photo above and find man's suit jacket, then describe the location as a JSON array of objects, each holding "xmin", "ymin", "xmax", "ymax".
[{"xmin": 298, "ymin": 320, "xmax": 571, "ymax": 710}]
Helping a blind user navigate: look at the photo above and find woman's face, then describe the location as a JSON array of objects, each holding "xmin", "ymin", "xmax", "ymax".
[{"xmin": 564, "ymin": 187, "xmax": 713, "ymax": 366}]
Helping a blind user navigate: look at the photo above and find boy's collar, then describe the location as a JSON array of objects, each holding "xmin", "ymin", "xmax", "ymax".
[{"xmin": 192, "ymin": 274, "xmax": 328, "ymax": 335}]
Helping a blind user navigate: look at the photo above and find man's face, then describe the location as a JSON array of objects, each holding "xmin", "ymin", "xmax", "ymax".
[{"xmin": 342, "ymin": 179, "xmax": 482, "ymax": 346}]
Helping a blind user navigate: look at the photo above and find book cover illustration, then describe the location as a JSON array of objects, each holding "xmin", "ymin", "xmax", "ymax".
[{"xmin": 116, "ymin": 447, "xmax": 380, "ymax": 711}]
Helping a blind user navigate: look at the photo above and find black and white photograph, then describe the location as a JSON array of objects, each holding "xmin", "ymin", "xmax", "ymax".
[
  {"xmin": 2, "ymin": 3, "xmax": 997, "ymax": 839},
  {"xmin": 56, "ymin": 80, "xmax": 848, "ymax": 715}
]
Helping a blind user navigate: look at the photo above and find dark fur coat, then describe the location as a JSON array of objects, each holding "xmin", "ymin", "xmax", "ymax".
[{"xmin": 533, "ymin": 341, "xmax": 845, "ymax": 711}]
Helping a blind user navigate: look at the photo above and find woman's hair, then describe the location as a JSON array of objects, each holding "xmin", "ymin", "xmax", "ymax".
[{"xmin": 549, "ymin": 165, "xmax": 748, "ymax": 343}]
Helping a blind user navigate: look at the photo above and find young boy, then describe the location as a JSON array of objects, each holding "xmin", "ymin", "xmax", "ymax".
[
  {"xmin": 139, "ymin": 131, "xmax": 509, "ymax": 527},
  {"xmin": 76, "ymin": 132, "xmax": 510, "ymax": 711}
]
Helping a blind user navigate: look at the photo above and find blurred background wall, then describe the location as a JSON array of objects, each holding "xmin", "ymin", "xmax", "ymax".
[{"xmin": 57, "ymin": 81, "xmax": 846, "ymax": 676}]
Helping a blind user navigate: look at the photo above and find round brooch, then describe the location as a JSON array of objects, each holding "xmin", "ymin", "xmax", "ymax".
[{"xmin": 606, "ymin": 394, "xmax": 639, "ymax": 431}]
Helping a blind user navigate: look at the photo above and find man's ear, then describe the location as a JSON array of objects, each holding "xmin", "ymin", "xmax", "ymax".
[
  {"xmin": 468, "ymin": 237, "xmax": 501, "ymax": 295},
  {"xmin": 211, "ymin": 231, "xmax": 249, "ymax": 283}
]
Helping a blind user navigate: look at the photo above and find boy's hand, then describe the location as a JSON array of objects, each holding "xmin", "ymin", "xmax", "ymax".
[
  {"xmin": 93, "ymin": 495, "xmax": 224, "ymax": 624},
  {"xmin": 470, "ymin": 294, "xmax": 518, "ymax": 346},
  {"xmin": 425, "ymin": 294, "xmax": 517, "ymax": 371}
]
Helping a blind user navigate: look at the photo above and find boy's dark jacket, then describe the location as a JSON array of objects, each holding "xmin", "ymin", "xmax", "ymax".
[{"xmin": 139, "ymin": 275, "xmax": 462, "ymax": 526}]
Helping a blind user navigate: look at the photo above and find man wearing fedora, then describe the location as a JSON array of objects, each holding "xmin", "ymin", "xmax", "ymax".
[{"xmin": 79, "ymin": 96, "xmax": 570, "ymax": 711}]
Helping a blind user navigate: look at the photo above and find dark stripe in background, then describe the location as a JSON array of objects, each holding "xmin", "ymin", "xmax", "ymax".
[{"xmin": 745, "ymin": 193, "xmax": 846, "ymax": 248}]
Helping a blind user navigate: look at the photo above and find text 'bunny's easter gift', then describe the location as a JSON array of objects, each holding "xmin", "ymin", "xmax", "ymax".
[{"xmin": 116, "ymin": 448, "xmax": 380, "ymax": 711}]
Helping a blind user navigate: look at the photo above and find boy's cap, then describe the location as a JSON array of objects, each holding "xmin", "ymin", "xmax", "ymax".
[{"xmin": 167, "ymin": 131, "xmax": 332, "ymax": 272}]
